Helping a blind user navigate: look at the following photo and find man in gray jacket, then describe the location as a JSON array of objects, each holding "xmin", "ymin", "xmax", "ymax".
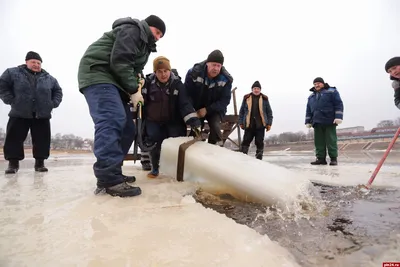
[{"xmin": 0, "ymin": 51, "xmax": 63, "ymax": 174}]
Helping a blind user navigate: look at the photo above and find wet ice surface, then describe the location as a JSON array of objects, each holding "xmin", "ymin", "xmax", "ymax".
[
  {"xmin": 0, "ymin": 154, "xmax": 300, "ymax": 267},
  {"xmin": 194, "ymin": 151, "xmax": 400, "ymax": 267},
  {"xmin": 1, "ymin": 152, "xmax": 400, "ymax": 266}
]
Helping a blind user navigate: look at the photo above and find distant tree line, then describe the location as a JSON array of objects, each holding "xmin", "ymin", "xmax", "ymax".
[{"xmin": 0, "ymin": 128, "xmax": 93, "ymax": 151}]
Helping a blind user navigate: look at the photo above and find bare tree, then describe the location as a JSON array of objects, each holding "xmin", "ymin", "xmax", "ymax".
[{"xmin": 377, "ymin": 120, "xmax": 394, "ymax": 128}]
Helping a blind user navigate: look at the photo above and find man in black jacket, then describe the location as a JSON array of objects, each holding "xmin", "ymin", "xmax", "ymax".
[
  {"xmin": 238, "ymin": 81, "xmax": 273, "ymax": 160},
  {"xmin": 143, "ymin": 56, "xmax": 200, "ymax": 178},
  {"xmin": 184, "ymin": 50, "xmax": 233, "ymax": 146},
  {"xmin": 78, "ymin": 15, "xmax": 166, "ymax": 197},
  {"xmin": 0, "ymin": 51, "xmax": 63, "ymax": 174},
  {"xmin": 385, "ymin": 57, "xmax": 400, "ymax": 109}
]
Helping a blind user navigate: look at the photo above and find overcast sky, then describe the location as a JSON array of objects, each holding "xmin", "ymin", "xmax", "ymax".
[{"xmin": 1, "ymin": 0, "xmax": 400, "ymax": 139}]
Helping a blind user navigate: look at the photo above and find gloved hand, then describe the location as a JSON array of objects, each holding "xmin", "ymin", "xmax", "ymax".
[
  {"xmin": 306, "ymin": 124, "xmax": 312, "ymax": 128},
  {"xmin": 196, "ymin": 108, "xmax": 207, "ymax": 118},
  {"xmin": 392, "ymin": 80, "xmax": 400, "ymax": 90},
  {"xmin": 130, "ymin": 91, "xmax": 144, "ymax": 112},
  {"xmin": 266, "ymin": 125, "xmax": 271, "ymax": 132},
  {"xmin": 239, "ymin": 124, "xmax": 244, "ymax": 130},
  {"xmin": 333, "ymin": 119, "xmax": 342, "ymax": 124}
]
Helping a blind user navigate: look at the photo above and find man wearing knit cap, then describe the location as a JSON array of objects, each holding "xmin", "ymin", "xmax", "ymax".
[
  {"xmin": 141, "ymin": 56, "xmax": 200, "ymax": 178},
  {"xmin": 77, "ymin": 14, "xmax": 166, "ymax": 198},
  {"xmin": 0, "ymin": 51, "xmax": 63, "ymax": 174},
  {"xmin": 184, "ymin": 49, "xmax": 233, "ymax": 146},
  {"xmin": 385, "ymin": 57, "xmax": 400, "ymax": 110},
  {"xmin": 238, "ymin": 81, "xmax": 273, "ymax": 160},
  {"xmin": 305, "ymin": 77, "xmax": 344, "ymax": 166}
]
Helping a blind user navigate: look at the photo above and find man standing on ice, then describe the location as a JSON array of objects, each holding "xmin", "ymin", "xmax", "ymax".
[
  {"xmin": 77, "ymin": 15, "xmax": 166, "ymax": 197},
  {"xmin": 238, "ymin": 81, "xmax": 273, "ymax": 160},
  {"xmin": 305, "ymin": 77, "xmax": 344, "ymax": 166},
  {"xmin": 385, "ymin": 57, "xmax": 400, "ymax": 109},
  {"xmin": 142, "ymin": 56, "xmax": 200, "ymax": 178},
  {"xmin": 184, "ymin": 50, "xmax": 233, "ymax": 146},
  {"xmin": 0, "ymin": 51, "xmax": 63, "ymax": 174}
]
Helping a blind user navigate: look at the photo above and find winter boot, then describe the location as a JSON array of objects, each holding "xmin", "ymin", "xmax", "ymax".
[
  {"xmin": 310, "ymin": 158, "xmax": 327, "ymax": 165},
  {"xmin": 5, "ymin": 160, "xmax": 19, "ymax": 174},
  {"xmin": 241, "ymin": 146, "xmax": 249, "ymax": 155},
  {"xmin": 123, "ymin": 175, "xmax": 136, "ymax": 183},
  {"xmin": 147, "ymin": 168, "xmax": 159, "ymax": 178},
  {"xmin": 255, "ymin": 150, "xmax": 263, "ymax": 160},
  {"xmin": 329, "ymin": 158, "xmax": 338, "ymax": 166},
  {"xmin": 141, "ymin": 161, "xmax": 152, "ymax": 171},
  {"xmin": 94, "ymin": 182, "xmax": 142, "ymax": 197},
  {"xmin": 34, "ymin": 159, "xmax": 48, "ymax": 172}
]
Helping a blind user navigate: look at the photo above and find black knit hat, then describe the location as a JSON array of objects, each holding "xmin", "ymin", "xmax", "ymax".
[
  {"xmin": 313, "ymin": 77, "xmax": 324, "ymax": 84},
  {"xmin": 385, "ymin": 57, "xmax": 400, "ymax": 73},
  {"xmin": 206, "ymin": 50, "xmax": 224, "ymax": 65},
  {"xmin": 145, "ymin": 15, "xmax": 166, "ymax": 36},
  {"xmin": 251, "ymin": 81, "xmax": 261, "ymax": 89},
  {"xmin": 25, "ymin": 51, "xmax": 42, "ymax": 62}
]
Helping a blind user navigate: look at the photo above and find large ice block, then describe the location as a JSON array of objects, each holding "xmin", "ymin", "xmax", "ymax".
[{"xmin": 159, "ymin": 136, "xmax": 313, "ymax": 208}]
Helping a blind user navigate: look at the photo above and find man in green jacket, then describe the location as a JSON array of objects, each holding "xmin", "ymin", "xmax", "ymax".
[{"xmin": 77, "ymin": 15, "xmax": 166, "ymax": 198}]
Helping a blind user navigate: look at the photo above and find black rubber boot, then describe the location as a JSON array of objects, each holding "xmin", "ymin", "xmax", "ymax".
[
  {"xmin": 241, "ymin": 146, "xmax": 249, "ymax": 155},
  {"xmin": 35, "ymin": 159, "xmax": 48, "ymax": 172},
  {"xmin": 310, "ymin": 158, "xmax": 327, "ymax": 165},
  {"xmin": 329, "ymin": 158, "xmax": 338, "ymax": 166},
  {"xmin": 94, "ymin": 182, "xmax": 142, "ymax": 197},
  {"xmin": 5, "ymin": 160, "xmax": 19, "ymax": 174},
  {"xmin": 141, "ymin": 161, "xmax": 152, "ymax": 171},
  {"xmin": 256, "ymin": 150, "xmax": 263, "ymax": 160}
]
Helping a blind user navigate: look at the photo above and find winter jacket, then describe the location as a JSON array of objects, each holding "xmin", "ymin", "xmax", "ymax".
[
  {"xmin": 238, "ymin": 93, "xmax": 273, "ymax": 129},
  {"xmin": 142, "ymin": 73, "xmax": 200, "ymax": 128},
  {"xmin": 0, "ymin": 65, "xmax": 63, "ymax": 119},
  {"xmin": 184, "ymin": 61, "xmax": 233, "ymax": 118},
  {"xmin": 77, "ymin": 17, "xmax": 156, "ymax": 97},
  {"xmin": 390, "ymin": 76, "xmax": 400, "ymax": 110},
  {"xmin": 305, "ymin": 83, "xmax": 344, "ymax": 126}
]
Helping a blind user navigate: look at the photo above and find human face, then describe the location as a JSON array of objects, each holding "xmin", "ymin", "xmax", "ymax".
[
  {"xmin": 252, "ymin": 87, "xmax": 261, "ymax": 96},
  {"xmin": 155, "ymin": 68, "xmax": 171, "ymax": 83},
  {"xmin": 149, "ymin": 26, "xmax": 163, "ymax": 41},
  {"xmin": 313, "ymin": 82, "xmax": 324, "ymax": 91},
  {"xmin": 26, "ymin": 59, "xmax": 41, "ymax": 72},
  {"xmin": 388, "ymin": 65, "xmax": 400, "ymax": 79},
  {"xmin": 206, "ymin": 62, "xmax": 222, "ymax": 78}
]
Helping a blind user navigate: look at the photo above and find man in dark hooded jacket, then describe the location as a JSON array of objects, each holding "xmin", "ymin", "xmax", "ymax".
[{"xmin": 77, "ymin": 15, "xmax": 166, "ymax": 197}]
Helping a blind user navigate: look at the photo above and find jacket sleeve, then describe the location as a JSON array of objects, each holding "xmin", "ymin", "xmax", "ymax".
[
  {"xmin": 177, "ymin": 82, "xmax": 200, "ymax": 127},
  {"xmin": 333, "ymin": 90, "xmax": 344, "ymax": 120},
  {"xmin": 183, "ymin": 69, "xmax": 196, "ymax": 106},
  {"xmin": 238, "ymin": 98, "xmax": 246, "ymax": 125},
  {"xmin": 205, "ymin": 80, "xmax": 232, "ymax": 114},
  {"xmin": 0, "ymin": 69, "xmax": 15, "ymax": 105},
  {"xmin": 305, "ymin": 98, "xmax": 312, "ymax": 124},
  {"xmin": 110, "ymin": 25, "xmax": 142, "ymax": 94},
  {"xmin": 51, "ymin": 78, "xmax": 63, "ymax": 108},
  {"xmin": 392, "ymin": 80, "xmax": 400, "ymax": 110},
  {"xmin": 264, "ymin": 99, "xmax": 273, "ymax": 126}
]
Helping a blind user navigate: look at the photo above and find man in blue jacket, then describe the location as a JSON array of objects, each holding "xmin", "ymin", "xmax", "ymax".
[
  {"xmin": 305, "ymin": 77, "xmax": 344, "ymax": 165},
  {"xmin": 385, "ymin": 57, "xmax": 400, "ymax": 109},
  {"xmin": 184, "ymin": 50, "xmax": 233, "ymax": 145},
  {"xmin": 0, "ymin": 51, "xmax": 63, "ymax": 174}
]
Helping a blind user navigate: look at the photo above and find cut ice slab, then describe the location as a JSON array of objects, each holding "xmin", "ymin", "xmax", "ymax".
[{"xmin": 159, "ymin": 137, "xmax": 314, "ymax": 209}]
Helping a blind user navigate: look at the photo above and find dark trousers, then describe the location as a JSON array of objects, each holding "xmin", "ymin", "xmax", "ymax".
[
  {"xmin": 241, "ymin": 127, "xmax": 265, "ymax": 150},
  {"xmin": 146, "ymin": 121, "xmax": 185, "ymax": 170},
  {"xmin": 314, "ymin": 124, "xmax": 338, "ymax": 159},
  {"xmin": 202, "ymin": 113, "xmax": 222, "ymax": 144},
  {"xmin": 3, "ymin": 117, "xmax": 51, "ymax": 161},
  {"xmin": 83, "ymin": 84, "xmax": 135, "ymax": 188}
]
